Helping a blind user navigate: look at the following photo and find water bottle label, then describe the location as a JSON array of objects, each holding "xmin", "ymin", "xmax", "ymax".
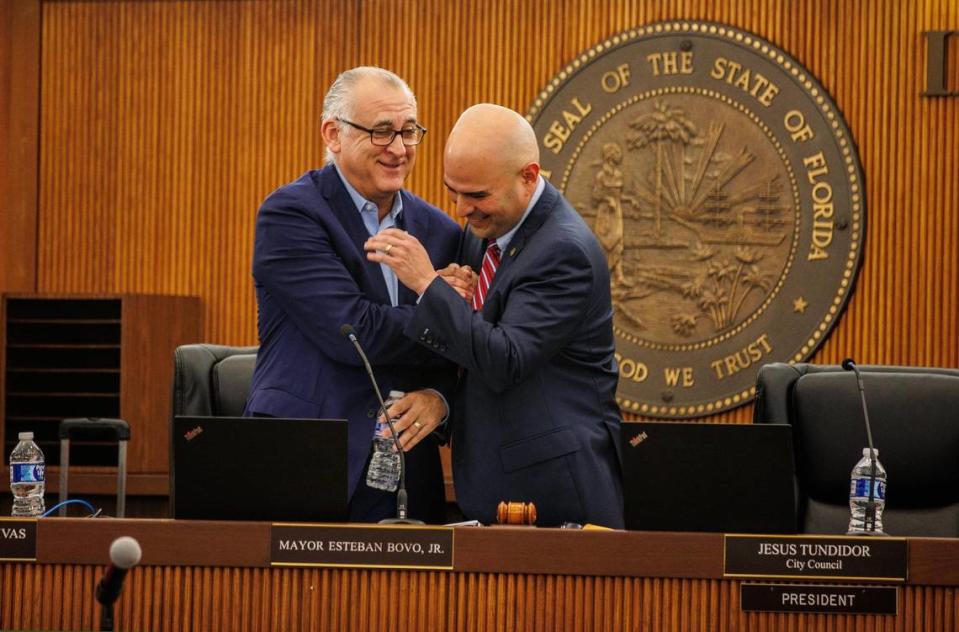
[
  {"xmin": 851, "ymin": 477, "xmax": 886, "ymax": 500},
  {"xmin": 11, "ymin": 462, "xmax": 44, "ymax": 484}
]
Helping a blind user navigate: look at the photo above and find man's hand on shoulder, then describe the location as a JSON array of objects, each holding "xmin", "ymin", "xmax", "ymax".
[
  {"xmin": 380, "ymin": 389, "xmax": 448, "ymax": 452},
  {"xmin": 365, "ymin": 228, "xmax": 438, "ymax": 296}
]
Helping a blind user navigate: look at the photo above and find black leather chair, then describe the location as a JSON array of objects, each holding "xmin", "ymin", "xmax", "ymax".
[
  {"xmin": 172, "ymin": 344, "xmax": 258, "ymax": 417},
  {"xmin": 754, "ymin": 362, "xmax": 959, "ymax": 536}
]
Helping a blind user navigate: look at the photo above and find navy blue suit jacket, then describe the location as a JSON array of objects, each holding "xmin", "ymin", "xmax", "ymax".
[
  {"xmin": 244, "ymin": 165, "xmax": 461, "ymax": 522},
  {"xmin": 406, "ymin": 180, "xmax": 624, "ymax": 527}
]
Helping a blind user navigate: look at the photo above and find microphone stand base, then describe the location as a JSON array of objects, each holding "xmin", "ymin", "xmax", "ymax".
[
  {"xmin": 846, "ymin": 529, "xmax": 888, "ymax": 537},
  {"xmin": 379, "ymin": 517, "xmax": 425, "ymax": 525}
]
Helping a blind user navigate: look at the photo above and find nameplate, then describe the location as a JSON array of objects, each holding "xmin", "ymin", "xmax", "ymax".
[
  {"xmin": 741, "ymin": 583, "xmax": 898, "ymax": 615},
  {"xmin": 0, "ymin": 518, "xmax": 37, "ymax": 561},
  {"xmin": 270, "ymin": 524, "xmax": 453, "ymax": 570},
  {"xmin": 725, "ymin": 535, "xmax": 907, "ymax": 581}
]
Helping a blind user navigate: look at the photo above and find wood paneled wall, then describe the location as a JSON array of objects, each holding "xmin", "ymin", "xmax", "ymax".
[
  {"xmin": 0, "ymin": 0, "xmax": 39, "ymax": 292},
  {"xmin": 4, "ymin": 563, "xmax": 959, "ymax": 632},
  {"xmin": 18, "ymin": 0, "xmax": 959, "ymax": 422},
  {"xmin": 38, "ymin": 0, "xmax": 354, "ymax": 341}
]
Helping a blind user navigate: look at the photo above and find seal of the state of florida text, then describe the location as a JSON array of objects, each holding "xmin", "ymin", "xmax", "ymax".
[{"xmin": 528, "ymin": 21, "xmax": 865, "ymax": 418}]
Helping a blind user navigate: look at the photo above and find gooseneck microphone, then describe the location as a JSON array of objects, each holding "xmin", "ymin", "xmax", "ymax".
[
  {"xmin": 841, "ymin": 358, "xmax": 879, "ymax": 533},
  {"xmin": 96, "ymin": 536, "xmax": 142, "ymax": 631},
  {"xmin": 340, "ymin": 324, "xmax": 423, "ymax": 525}
]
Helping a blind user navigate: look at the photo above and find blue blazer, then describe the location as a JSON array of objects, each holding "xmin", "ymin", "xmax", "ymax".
[
  {"xmin": 244, "ymin": 165, "xmax": 461, "ymax": 522},
  {"xmin": 406, "ymin": 181, "xmax": 625, "ymax": 527}
]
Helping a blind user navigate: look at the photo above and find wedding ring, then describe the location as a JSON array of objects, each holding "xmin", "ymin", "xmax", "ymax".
[
  {"xmin": 413, "ymin": 421, "xmax": 423, "ymax": 430},
  {"xmin": 384, "ymin": 244, "xmax": 393, "ymax": 255}
]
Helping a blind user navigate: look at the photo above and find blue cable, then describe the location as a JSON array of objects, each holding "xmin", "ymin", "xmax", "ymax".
[{"xmin": 41, "ymin": 498, "xmax": 98, "ymax": 517}]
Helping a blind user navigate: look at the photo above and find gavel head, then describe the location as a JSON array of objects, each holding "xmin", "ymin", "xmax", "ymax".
[{"xmin": 496, "ymin": 501, "xmax": 537, "ymax": 525}]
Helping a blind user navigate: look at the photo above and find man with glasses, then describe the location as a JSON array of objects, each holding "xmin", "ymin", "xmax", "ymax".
[{"xmin": 244, "ymin": 67, "xmax": 465, "ymax": 523}]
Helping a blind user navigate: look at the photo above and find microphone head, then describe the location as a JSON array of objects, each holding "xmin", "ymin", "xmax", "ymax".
[
  {"xmin": 339, "ymin": 324, "xmax": 355, "ymax": 338},
  {"xmin": 109, "ymin": 536, "xmax": 142, "ymax": 569},
  {"xmin": 841, "ymin": 358, "xmax": 856, "ymax": 371}
]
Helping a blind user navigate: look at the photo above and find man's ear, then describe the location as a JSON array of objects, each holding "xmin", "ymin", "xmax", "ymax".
[
  {"xmin": 520, "ymin": 162, "xmax": 541, "ymax": 184},
  {"xmin": 321, "ymin": 119, "xmax": 342, "ymax": 155}
]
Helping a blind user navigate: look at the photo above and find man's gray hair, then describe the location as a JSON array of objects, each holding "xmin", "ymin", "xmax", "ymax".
[{"xmin": 322, "ymin": 66, "xmax": 417, "ymax": 164}]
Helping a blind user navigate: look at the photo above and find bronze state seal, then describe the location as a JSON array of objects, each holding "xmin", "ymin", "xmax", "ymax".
[{"xmin": 527, "ymin": 22, "xmax": 865, "ymax": 418}]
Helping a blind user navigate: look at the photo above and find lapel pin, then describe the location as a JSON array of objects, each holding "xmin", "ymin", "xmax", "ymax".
[{"xmin": 509, "ymin": 247, "xmax": 517, "ymax": 257}]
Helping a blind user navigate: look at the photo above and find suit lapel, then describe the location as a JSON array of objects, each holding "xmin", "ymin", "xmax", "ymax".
[
  {"xmin": 319, "ymin": 166, "xmax": 392, "ymax": 305},
  {"xmin": 396, "ymin": 191, "xmax": 426, "ymax": 306},
  {"xmin": 459, "ymin": 230, "xmax": 485, "ymax": 270},
  {"xmin": 493, "ymin": 180, "xmax": 557, "ymax": 279},
  {"xmin": 466, "ymin": 180, "xmax": 558, "ymax": 316}
]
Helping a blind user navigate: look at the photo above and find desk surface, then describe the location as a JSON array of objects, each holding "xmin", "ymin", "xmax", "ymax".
[
  {"xmin": 28, "ymin": 518, "xmax": 959, "ymax": 585},
  {"xmin": 5, "ymin": 519, "xmax": 959, "ymax": 631}
]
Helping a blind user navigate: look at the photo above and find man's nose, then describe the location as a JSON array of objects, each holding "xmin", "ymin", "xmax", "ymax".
[
  {"xmin": 454, "ymin": 197, "xmax": 472, "ymax": 218},
  {"xmin": 385, "ymin": 133, "xmax": 407, "ymax": 155}
]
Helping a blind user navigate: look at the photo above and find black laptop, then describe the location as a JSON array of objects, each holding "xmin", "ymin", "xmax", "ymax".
[
  {"xmin": 172, "ymin": 416, "xmax": 348, "ymax": 522},
  {"xmin": 620, "ymin": 421, "xmax": 798, "ymax": 533}
]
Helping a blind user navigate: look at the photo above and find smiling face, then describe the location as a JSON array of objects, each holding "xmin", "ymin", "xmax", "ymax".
[
  {"xmin": 444, "ymin": 155, "xmax": 536, "ymax": 241},
  {"xmin": 443, "ymin": 104, "xmax": 541, "ymax": 241},
  {"xmin": 322, "ymin": 77, "xmax": 418, "ymax": 213}
]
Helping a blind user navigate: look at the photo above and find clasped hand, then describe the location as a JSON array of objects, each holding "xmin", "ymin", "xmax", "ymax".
[{"xmin": 365, "ymin": 228, "xmax": 476, "ymax": 301}]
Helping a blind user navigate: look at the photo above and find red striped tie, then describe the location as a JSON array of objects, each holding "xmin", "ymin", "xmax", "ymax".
[{"xmin": 472, "ymin": 243, "xmax": 501, "ymax": 310}]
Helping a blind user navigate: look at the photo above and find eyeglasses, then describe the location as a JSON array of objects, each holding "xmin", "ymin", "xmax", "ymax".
[{"xmin": 337, "ymin": 118, "xmax": 427, "ymax": 146}]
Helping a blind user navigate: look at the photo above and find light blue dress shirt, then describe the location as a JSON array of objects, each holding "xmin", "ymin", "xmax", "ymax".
[
  {"xmin": 333, "ymin": 164, "xmax": 449, "ymax": 421},
  {"xmin": 335, "ymin": 164, "xmax": 403, "ymax": 306}
]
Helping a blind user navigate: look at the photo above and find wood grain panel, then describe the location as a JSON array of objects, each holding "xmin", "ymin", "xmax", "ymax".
[
  {"xmin": 6, "ymin": 563, "xmax": 959, "ymax": 631},
  {"xmin": 28, "ymin": 0, "xmax": 959, "ymax": 430},
  {"xmin": 38, "ymin": 0, "xmax": 355, "ymax": 345},
  {"xmin": 0, "ymin": 0, "xmax": 39, "ymax": 293},
  {"xmin": 120, "ymin": 294, "xmax": 202, "ymax": 472}
]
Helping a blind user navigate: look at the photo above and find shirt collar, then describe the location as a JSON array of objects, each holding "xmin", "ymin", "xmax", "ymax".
[
  {"xmin": 334, "ymin": 163, "xmax": 404, "ymax": 221},
  {"xmin": 495, "ymin": 175, "xmax": 545, "ymax": 254}
]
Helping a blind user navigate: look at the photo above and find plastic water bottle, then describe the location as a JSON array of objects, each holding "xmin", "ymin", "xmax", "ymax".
[
  {"xmin": 10, "ymin": 432, "xmax": 45, "ymax": 517},
  {"xmin": 847, "ymin": 447, "xmax": 886, "ymax": 535},
  {"xmin": 365, "ymin": 390, "xmax": 404, "ymax": 492}
]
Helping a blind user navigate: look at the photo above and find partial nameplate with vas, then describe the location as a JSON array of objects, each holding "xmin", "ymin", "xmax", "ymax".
[
  {"xmin": 0, "ymin": 518, "xmax": 38, "ymax": 561},
  {"xmin": 271, "ymin": 523, "xmax": 453, "ymax": 570}
]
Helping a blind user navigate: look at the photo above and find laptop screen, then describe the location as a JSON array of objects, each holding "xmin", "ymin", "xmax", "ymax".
[
  {"xmin": 621, "ymin": 421, "xmax": 797, "ymax": 533},
  {"xmin": 172, "ymin": 416, "xmax": 348, "ymax": 522}
]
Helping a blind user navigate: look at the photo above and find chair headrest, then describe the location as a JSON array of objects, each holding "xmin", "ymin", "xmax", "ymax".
[
  {"xmin": 212, "ymin": 354, "xmax": 257, "ymax": 417},
  {"xmin": 792, "ymin": 371, "xmax": 959, "ymax": 506},
  {"xmin": 173, "ymin": 343, "xmax": 258, "ymax": 417}
]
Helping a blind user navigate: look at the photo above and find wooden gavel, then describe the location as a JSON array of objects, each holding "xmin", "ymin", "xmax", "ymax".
[{"xmin": 496, "ymin": 501, "xmax": 537, "ymax": 525}]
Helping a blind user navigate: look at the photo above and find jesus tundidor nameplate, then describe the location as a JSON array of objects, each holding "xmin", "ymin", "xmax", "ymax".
[
  {"xmin": 270, "ymin": 523, "xmax": 453, "ymax": 570},
  {"xmin": 725, "ymin": 534, "xmax": 907, "ymax": 581}
]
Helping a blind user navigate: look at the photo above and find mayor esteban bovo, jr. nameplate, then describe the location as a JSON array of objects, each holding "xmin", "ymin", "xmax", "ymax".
[
  {"xmin": 528, "ymin": 21, "xmax": 865, "ymax": 418},
  {"xmin": 271, "ymin": 524, "xmax": 453, "ymax": 570}
]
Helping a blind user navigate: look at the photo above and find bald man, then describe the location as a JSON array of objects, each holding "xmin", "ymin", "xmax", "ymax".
[{"xmin": 366, "ymin": 104, "xmax": 624, "ymax": 528}]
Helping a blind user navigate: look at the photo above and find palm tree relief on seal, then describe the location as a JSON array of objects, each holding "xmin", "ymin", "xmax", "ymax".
[{"xmin": 580, "ymin": 98, "xmax": 789, "ymax": 345}]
